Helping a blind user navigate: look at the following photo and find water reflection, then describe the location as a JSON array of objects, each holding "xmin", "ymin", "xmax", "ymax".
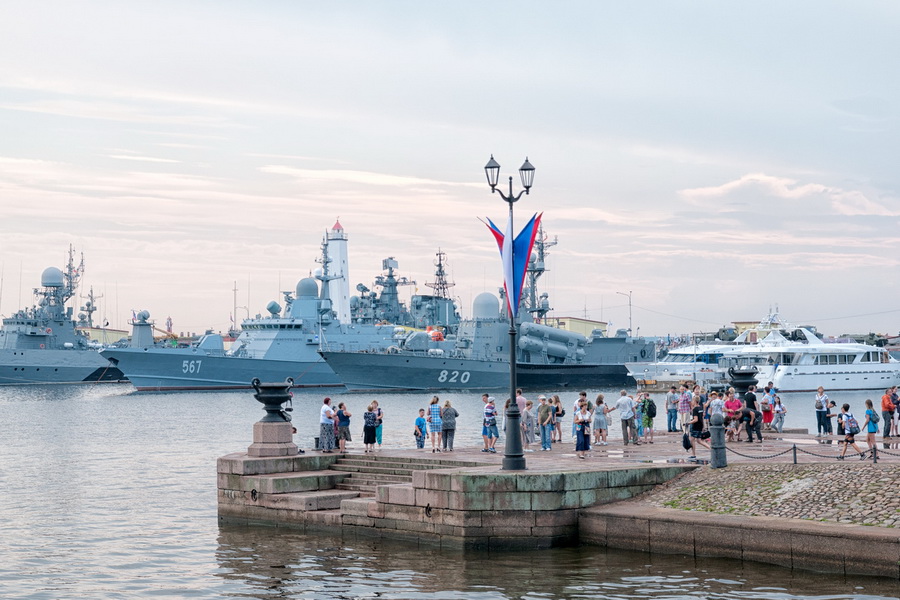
[{"xmin": 216, "ymin": 525, "xmax": 899, "ymax": 599}]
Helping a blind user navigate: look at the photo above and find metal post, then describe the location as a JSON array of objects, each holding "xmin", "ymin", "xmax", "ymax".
[
  {"xmin": 484, "ymin": 156, "xmax": 532, "ymax": 471},
  {"xmin": 873, "ymin": 445, "xmax": 878, "ymax": 464},
  {"xmin": 792, "ymin": 444, "xmax": 797, "ymax": 464},
  {"xmin": 709, "ymin": 413, "xmax": 727, "ymax": 468},
  {"xmin": 502, "ymin": 180, "xmax": 525, "ymax": 471}
]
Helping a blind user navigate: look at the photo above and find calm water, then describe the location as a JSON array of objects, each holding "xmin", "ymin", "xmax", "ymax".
[{"xmin": 0, "ymin": 383, "xmax": 896, "ymax": 599}]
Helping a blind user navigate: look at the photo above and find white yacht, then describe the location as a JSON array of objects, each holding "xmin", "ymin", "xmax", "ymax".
[
  {"xmin": 730, "ymin": 328, "xmax": 900, "ymax": 392},
  {"xmin": 626, "ymin": 312, "xmax": 792, "ymax": 390},
  {"xmin": 628, "ymin": 325, "xmax": 900, "ymax": 393}
]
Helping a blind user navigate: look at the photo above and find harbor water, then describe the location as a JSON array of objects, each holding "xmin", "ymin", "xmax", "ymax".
[{"xmin": 1, "ymin": 384, "xmax": 897, "ymax": 599}]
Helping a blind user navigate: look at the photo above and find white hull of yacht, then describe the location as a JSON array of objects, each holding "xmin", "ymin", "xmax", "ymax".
[{"xmin": 759, "ymin": 363, "xmax": 900, "ymax": 393}]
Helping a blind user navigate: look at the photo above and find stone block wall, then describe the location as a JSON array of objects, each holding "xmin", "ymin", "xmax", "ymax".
[
  {"xmin": 344, "ymin": 464, "xmax": 694, "ymax": 549},
  {"xmin": 580, "ymin": 502, "xmax": 900, "ymax": 579}
]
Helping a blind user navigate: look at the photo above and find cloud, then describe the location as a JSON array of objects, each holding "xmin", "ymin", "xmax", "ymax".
[
  {"xmin": 259, "ymin": 165, "xmax": 482, "ymax": 189},
  {"xmin": 679, "ymin": 173, "xmax": 900, "ymax": 217},
  {"xmin": 0, "ymin": 97, "xmax": 237, "ymax": 128},
  {"xmin": 107, "ymin": 154, "xmax": 180, "ymax": 163}
]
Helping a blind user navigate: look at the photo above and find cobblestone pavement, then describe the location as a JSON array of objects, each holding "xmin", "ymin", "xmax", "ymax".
[
  {"xmin": 642, "ymin": 462, "xmax": 900, "ymax": 528},
  {"xmin": 414, "ymin": 428, "xmax": 900, "ymax": 466}
]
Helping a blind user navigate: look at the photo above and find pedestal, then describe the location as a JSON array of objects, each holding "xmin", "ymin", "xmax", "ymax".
[{"xmin": 247, "ymin": 421, "xmax": 298, "ymax": 457}]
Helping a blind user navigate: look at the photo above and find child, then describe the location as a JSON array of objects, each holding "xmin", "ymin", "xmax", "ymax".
[
  {"xmin": 825, "ymin": 400, "xmax": 838, "ymax": 436},
  {"xmin": 414, "ymin": 408, "xmax": 426, "ymax": 449},
  {"xmin": 838, "ymin": 403, "xmax": 864, "ymax": 460}
]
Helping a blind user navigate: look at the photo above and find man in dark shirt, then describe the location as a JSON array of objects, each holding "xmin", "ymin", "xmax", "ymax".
[
  {"xmin": 743, "ymin": 385, "xmax": 758, "ymax": 411},
  {"xmin": 742, "ymin": 405, "xmax": 763, "ymax": 442},
  {"xmin": 688, "ymin": 396, "xmax": 710, "ymax": 458}
]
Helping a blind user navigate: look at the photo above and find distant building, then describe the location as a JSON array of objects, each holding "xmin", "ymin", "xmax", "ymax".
[
  {"xmin": 732, "ymin": 320, "xmax": 760, "ymax": 335},
  {"xmin": 77, "ymin": 326, "xmax": 130, "ymax": 345},
  {"xmin": 544, "ymin": 316, "xmax": 608, "ymax": 337}
]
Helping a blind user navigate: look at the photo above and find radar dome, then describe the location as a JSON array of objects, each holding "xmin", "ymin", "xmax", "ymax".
[
  {"xmin": 137, "ymin": 310, "xmax": 150, "ymax": 322},
  {"xmin": 295, "ymin": 278, "xmax": 318, "ymax": 298},
  {"xmin": 472, "ymin": 292, "xmax": 500, "ymax": 320},
  {"xmin": 41, "ymin": 267, "xmax": 64, "ymax": 288},
  {"xmin": 266, "ymin": 301, "xmax": 282, "ymax": 316}
]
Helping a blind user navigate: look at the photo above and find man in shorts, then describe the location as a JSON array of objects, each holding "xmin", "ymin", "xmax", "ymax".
[{"xmin": 481, "ymin": 394, "xmax": 499, "ymax": 453}]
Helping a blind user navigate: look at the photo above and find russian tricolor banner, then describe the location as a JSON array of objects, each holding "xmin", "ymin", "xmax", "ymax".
[{"xmin": 485, "ymin": 212, "xmax": 542, "ymax": 318}]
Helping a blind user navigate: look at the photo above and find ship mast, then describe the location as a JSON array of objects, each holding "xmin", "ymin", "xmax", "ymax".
[
  {"xmin": 425, "ymin": 249, "xmax": 455, "ymax": 299},
  {"xmin": 373, "ymin": 258, "xmax": 415, "ymax": 323},
  {"xmin": 79, "ymin": 286, "xmax": 101, "ymax": 328},
  {"xmin": 524, "ymin": 223, "xmax": 556, "ymax": 321},
  {"xmin": 62, "ymin": 244, "xmax": 84, "ymax": 306}
]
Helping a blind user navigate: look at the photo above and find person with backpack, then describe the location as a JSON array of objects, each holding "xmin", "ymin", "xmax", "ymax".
[
  {"xmin": 641, "ymin": 393, "xmax": 656, "ymax": 444},
  {"xmin": 838, "ymin": 403, "xmax": 865, "ymax": 460},
  {"xmin": 863, "ymin": 398, "xmax": 879, "ymax": 451},
  {"xmin": 814, "ymin": 386, "xmax": 829, "ymax": 437}
]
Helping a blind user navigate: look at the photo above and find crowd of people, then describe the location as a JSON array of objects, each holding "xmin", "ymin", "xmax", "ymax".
[{"xmin": 311, "ymin": 384, "xmax": 900, "ymax": 460}]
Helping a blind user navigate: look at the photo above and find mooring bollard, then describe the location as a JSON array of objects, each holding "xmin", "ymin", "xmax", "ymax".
[{"xmin": 710, "ymin": 412, "xmax": 727, "ymax": 468}]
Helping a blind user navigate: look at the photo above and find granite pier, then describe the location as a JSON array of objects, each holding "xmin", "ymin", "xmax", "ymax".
[
  {"xmin": 218, "ymin": 450, "xmax": 693, "ymax": 549},
  {"xmin": 219, "ymin": 423, "xmax": 900, "ymax": 579}
]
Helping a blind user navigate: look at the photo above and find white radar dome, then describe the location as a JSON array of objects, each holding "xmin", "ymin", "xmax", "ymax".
[
  {"xmin": 41, "ymin": 267, "xmax": 65, "ymax": 288},
  {"xmin": 296, "ymin": 278, "xmax": 318, "ymax": 298},
  {"xmin": 472, "ymin": 292, "xmax": 500, "ymax": 320}
]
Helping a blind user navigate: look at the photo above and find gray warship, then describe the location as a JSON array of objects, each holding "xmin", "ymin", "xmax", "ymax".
[
  {"xmin": 101, "ymin": 221, "xmax": 460, "ymax": 391},
  {"xmin": 0, "ymin": 248, "xmax": 126, "ymax": 385},
  {"xmin": 319, "ymin": 228, "xmax": 656, "ymax": 392}
]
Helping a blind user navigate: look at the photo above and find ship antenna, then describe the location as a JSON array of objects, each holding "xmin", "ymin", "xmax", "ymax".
[{"xmin": 425, "ymin": 249, "xmax": 455, "ymax": 299}]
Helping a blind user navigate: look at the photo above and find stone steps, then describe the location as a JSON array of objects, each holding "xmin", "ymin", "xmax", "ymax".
[
  {"xmin": 220, "ymin": 452, "xmax": 483, "ymax": 523},
  {"xmin": 331, "ymin": 464, "xmax": 416, "ymax": 477},
  {"xmin": 331, "ymin": 455, "xmax": 477, "ymax": 470},
  {"xmin": 327, "ymin": 455, "xmax": 479, "ymax": 501},
  {"xmin": 335, "ymin": 482, "xmax": 377, "ymax": 496}
]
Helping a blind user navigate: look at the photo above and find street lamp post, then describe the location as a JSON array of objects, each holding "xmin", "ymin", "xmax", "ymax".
[
  {"xmin": 617, "ymin": 290, "xmax": 632, "ymax": 334},
  {"xmin": 484, "ymin": 155, "xmax": 534, "ymax": 471}
]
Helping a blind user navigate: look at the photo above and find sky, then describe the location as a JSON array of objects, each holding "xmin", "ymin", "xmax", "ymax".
[{"xmin": 1, "ymin": 1, "xmax": 899, "ymax": 338}]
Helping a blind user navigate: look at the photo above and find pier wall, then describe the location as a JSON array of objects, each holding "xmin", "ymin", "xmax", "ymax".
[
  {"xmin": 345, "ymin": 465, "xmax": 694, "ymax": 549},
  {"xmin": 217, "ymin": 450, "xmax": 695, "ymax": 549},
  {"xmin": 580, "ymin": 502, "xmax": 900, "ymax": 579}
]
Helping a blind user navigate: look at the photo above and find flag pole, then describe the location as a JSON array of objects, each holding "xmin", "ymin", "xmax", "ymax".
[{"xmin": 484, "ymin": 155, "xmax": 534, "ymax": 471}]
